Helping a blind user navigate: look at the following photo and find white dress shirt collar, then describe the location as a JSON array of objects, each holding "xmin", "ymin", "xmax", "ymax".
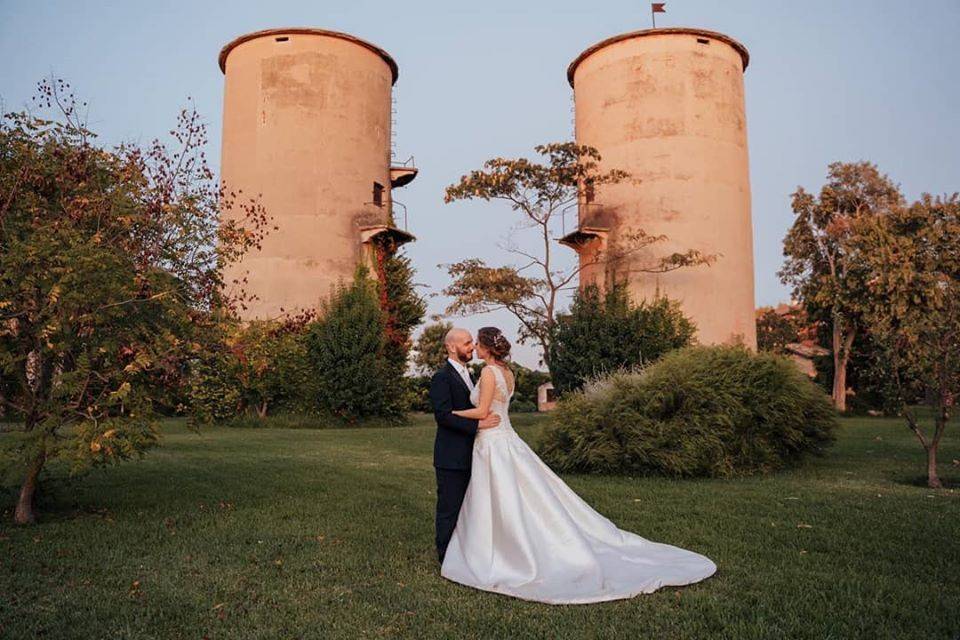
[{"xmin": 447, "ymin": 357, "xmax": 474, "ymax": 390}]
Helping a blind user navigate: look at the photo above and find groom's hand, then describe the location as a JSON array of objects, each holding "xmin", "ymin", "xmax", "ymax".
[{"xmin": 478, "ymin": 415, "xmax": 501, "ymax": 429}]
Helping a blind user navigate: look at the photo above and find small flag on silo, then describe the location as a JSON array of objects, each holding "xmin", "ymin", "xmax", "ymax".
[{"xmin": 651, "ymin": 3, "xmax": 666, "ymax": 27}]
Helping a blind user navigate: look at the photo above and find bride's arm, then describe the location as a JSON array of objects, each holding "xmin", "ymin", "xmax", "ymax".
[{"xmin": 453, "ymin": 367, "xmax": 496, "ymax": 420}]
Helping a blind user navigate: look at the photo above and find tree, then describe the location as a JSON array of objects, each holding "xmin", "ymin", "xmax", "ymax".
[
  {"xmin": 509, "ymin": 362, "xmax": 551, "ymax": 409},
  {"xmin": 413, "ymin": 321, "xmax": 453, "ymax": 376},
  {"xmin": 305, "ymin": 267, "xmax": 404, "ymax": 423},
  {"xmin": 548, "ymin": 282, "xmax": 695, "ymax": 394},
  {"xmin": 442, "ymin": 142, "xmax": 713, "ymax": 372},
  {"xmin": 779, "ymin": 161, "xmax": 903, "ymax": 412},
  {"xmin": 755, "ymin": 307, "xmax": 801, "ymax": 354},
  {"xmin": 0, "ymin": 79, "xmax": 271, "ymax": 524},
  {"xmin": 229, "ymin": 312, "xmax": 315, "ymax": 418},
  {"xmin": 856, "ymin": 193, "xmax": 959, "ymax": 488}
]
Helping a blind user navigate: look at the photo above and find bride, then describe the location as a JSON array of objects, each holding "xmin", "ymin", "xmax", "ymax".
[{"xmin": 440, "ymin": 326, "xmax": 717, "ymax": 604}]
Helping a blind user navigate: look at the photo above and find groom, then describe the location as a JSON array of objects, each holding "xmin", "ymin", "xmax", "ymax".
[{"xmin": 429, "ymin": 327, "xmax": 499, "ymax": 564}]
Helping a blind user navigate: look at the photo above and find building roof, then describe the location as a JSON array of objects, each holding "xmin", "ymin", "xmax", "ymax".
[
  {"xmin": 567, "ymin": 27, "xmax": 750, "ymax": 87},
  {"xmin": 218, "ymin": 27, "xmax": 399, "ymax": 84}
]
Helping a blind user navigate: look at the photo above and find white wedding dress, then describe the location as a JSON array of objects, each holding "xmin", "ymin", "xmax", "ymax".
[{"xmin": 440, "ymin": 365, "xmax": 717, "ymax": 604}]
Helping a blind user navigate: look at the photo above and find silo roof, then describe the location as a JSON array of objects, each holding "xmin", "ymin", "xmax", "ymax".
[
  {"xmin": 567, "ymin": 27, "xmax": 750, "ymax": 87},
  {"xmin": 218, "ymin": 27, "xmax": 399, "ymax": 84}
]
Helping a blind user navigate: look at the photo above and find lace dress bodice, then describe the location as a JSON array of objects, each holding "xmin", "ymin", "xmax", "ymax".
[{"xmin": 469, "ymin": 365, "xmax": 514, "ymax": 434}]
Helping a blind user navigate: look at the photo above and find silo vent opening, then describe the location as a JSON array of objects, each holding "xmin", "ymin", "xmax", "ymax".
[
  {"xmin": 275, "ymin": 36, "xmax": 289, "ymax": 42},
  {"xmin": 372, "ymin": 182, "xmax": 385, "ymax": 207},
  {"xmin": 696, "ymin": 38, "xmax": 710, "ymax": 45}
]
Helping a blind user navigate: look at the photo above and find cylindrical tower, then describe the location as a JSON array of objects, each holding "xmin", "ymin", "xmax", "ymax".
[
  {"xmin": 563, "ymin": 28, "xmax": 756, "ymax": 348},
  {"xmin": 218, "ymin": 28, "xmax": 415, "ymax": 320}
]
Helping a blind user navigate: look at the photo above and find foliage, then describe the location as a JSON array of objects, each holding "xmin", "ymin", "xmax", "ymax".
[
  {"xmin": 548, "ymin": 283, "xmax": 695, "ymax": 395},
  {"xmin": 305, "ymin": 267, "xmax": 406, "ymax": 424},
  {"xmin": 376, "ymin": 247, "xmax": 426, "ymax": 415},
  {"xmin": 855, "ymin": 193, "xmax": 960, "ymax": 488},
  {"xmin": 185, "ymin": 248, "xmax": 424, "ymax": 426},
  {"xmin": 185, "ymin": 311, "xmax": 317, "ymax": 424},
  {"xmin": 509, "ymin": 362, "xmax": 551, "ymax": 409},
  {"xmin": 537, "ymin": 345, "xmax": 837, "ymax": 477},
  {"xmin": 510, "ymin": 400, "xmax": 538, "ymax": 414},
  {"xmin": 810, "ymin": 326, "xmax": 911, "ymax": 415},
  {"xmin": 232, "ymin": 315, "xmax": 315, "ymax": 417},
  {"xmin": 779, "ymin": 161, "xmax": 904, "ymax": 411},
  {"xmin": 186, "ymin": 348, "xmax": 243, "ymax": 424},
  {"xmin": 405, "ymin": 374, "xmax": 434, "ymax": 413},
  {"xmin": 0, "ymin": 79, "xmax": 270, "ymax": 523},
  {"xmin": 442, "ymin": 142, "xmax": 712, "ymax": 370},
  {"xmin": 377, "ymin": 248, "xmax": 426, "ymax": 365},
  {"xmin": 413, "ymin": 321, "xmax": 453, "ymax": 376},
  {"xmin": 755, "ymin": 307, "xmax": 802, "ymax": 354}
]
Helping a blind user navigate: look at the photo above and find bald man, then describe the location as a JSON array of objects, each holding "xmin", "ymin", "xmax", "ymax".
[{"xmin": 429, "ymin": 328, "xmax": 500, "ymax": 564}]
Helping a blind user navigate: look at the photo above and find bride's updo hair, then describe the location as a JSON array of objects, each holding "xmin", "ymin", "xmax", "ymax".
[{"xmin": 477, "ymin": 326, "xmax": 511, "ymax": 361}]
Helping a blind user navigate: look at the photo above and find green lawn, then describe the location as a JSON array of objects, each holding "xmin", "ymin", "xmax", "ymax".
[{"xmin": 1, "ymin": 414, "xmax": 958, "ymax": 639}]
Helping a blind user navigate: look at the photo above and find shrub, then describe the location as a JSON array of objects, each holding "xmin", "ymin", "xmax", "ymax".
[
  {"xmin": 548, "ymin": 283, "xmax": 695, "ymax": 395},
  {"xmin": 537, "ymin": 345, "xmax": 837, "ymax": 477},
  {"xmin": 511, "ymin": 400, "xmax": 538, "ymax": 414},
  {"xmin": 187, "ymin": 347, "xmax": 243, "ymax": 425}
]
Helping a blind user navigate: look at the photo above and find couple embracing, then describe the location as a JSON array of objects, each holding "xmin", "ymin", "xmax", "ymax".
[{"xmin": 428, "ymin": 326, "xmax": 717, "ymax": 605}]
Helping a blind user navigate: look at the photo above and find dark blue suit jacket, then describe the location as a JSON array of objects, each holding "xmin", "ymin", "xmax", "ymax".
[{"xmin": 429, "ymin": 362, "xmax": 479, "ymax": 470}]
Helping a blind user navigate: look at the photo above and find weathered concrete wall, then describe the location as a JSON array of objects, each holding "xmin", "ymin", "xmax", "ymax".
[
  {"xmin": 569, "ymin": 28, "xmax": 757, "ymax": 348},
  {"xmin": 219, "ymin": 28, "xmax": 397, "ymax": 319}
]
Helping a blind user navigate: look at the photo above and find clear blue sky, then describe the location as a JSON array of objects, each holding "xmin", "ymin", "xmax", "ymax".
[{"xmin": 2, "ymin": 0, "xmax": 958, "ymax": 368}]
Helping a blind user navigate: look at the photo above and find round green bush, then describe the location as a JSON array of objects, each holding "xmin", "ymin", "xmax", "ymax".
[{"xmin": 537, "ymin": 345, "xmax": 838, "ymax": 477}]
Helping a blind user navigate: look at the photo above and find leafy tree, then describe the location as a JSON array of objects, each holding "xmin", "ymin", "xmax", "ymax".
[
  {"xmin": 809, "ymin": 320, "xmax": 912, "ymax": 415},
  {"xmin": 187, "ymin": 347, "xmax": 243, "ymax": 423},
  {"xmin": 779, "ymin": 161, "xmax": 904, "ymax": 412},
  {"xmin": 856, "ymin": 193, "xmax": 959, "ymax": 488},
  {"xmin": 376, "ymin": 248, "xmax": 426, "ymax": 364},
  {"xmin": 413, "ymin": 321, "xmax": 453, "ymax": 376},
  {"xmin": 442, "ymin": 142, "xmax": 712, "ymax": 372},
  {"xmin": 755, "ymin": 307, "xmax": 802, "ymax": 354},
  {"xmin": 510, "ymin": 363, "xmax": 551, "ymax": 408},
  {"xmin": 548, "ymin": 283, "xmax": 695, "ymax": 394},
  {"xmin": 230, "ymin": 313, "xmax": 315, "ymax": 418},
  {"xmin": 0, "ymin": 79, "xmax": 271, "ymax": 524},
  {"xmin": 305, "ymin": 267, "xmax": 403, "ymax": 423},
  {"xmin": 405, "ymin": 374, "xmax": 434, "ymax": 413},
  {"xmin": 377, "ymin": 248, "xmax": 426, "ymax": 416}
]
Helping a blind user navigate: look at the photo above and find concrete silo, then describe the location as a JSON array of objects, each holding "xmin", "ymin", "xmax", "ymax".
[
  {"xmin": 218, "ymin": 28, "xmax": 416, "ymax": 320},
  {"xmin": 562, "ymin": 28, "xmax": 756, "ymax": 348}
]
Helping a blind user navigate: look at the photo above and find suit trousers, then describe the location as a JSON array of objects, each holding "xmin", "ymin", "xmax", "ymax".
[{"xmin": 435, "ymin": 467, "xmax": 471, "ymax": 563}]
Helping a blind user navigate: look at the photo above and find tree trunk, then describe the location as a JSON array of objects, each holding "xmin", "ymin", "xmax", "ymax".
[
  {"xmin": 257, "ymin": 400, "xmax": 268, "ymax": 419},
  {"xmin": 14, "ymin": 450, "xmax": 45, "ymax": 525},
  {"xmin": 926, "ymin": 442, "xmax": 942, "ymax": 489},
  {"xmin": 927, "ymin": 402, "xmax": 948, "ymax": 489},
  {"xmin": 831, "ymin": 321, "xmax": 855, "ymax": 413},
  {"xmin": 832, "ymin": 357, "xmax": 847, "ymax": 413}
]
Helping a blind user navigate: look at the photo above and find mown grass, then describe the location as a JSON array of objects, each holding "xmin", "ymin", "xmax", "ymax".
[{"xmin": 1, "ymin": 414, "xmax": 958, "ymax": 639}]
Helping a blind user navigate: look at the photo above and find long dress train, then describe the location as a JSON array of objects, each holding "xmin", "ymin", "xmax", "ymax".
[{"xmin": 440, "ymin": 365, "xmax": 717, "ymax": 604}]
